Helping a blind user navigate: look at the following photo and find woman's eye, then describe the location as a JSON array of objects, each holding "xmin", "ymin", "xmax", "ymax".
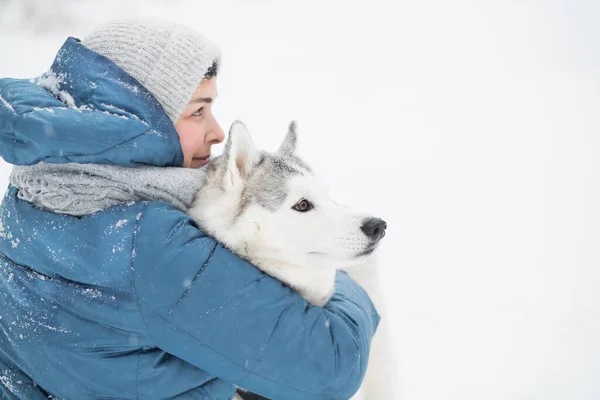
[{"xmin": 192, "ymin": 107, "xmax": 203, "ymax": 117}]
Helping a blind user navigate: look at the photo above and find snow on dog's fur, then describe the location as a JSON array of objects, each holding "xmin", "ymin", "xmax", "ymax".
[{"xmin": 188, "ymin": 121, "xmax": 396, "ymax": 399}]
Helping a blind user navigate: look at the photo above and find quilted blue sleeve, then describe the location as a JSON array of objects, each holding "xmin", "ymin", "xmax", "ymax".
[{"xmin": 132, "ymin": 202, "xmax": 380, "ymax": 399}]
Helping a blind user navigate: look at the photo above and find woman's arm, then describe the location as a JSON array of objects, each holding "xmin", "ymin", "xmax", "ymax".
[{"xmin": 132, "ymin": 202, "xmax": 380, "ymax": 399}]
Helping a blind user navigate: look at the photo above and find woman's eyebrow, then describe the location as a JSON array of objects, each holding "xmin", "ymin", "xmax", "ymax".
[
  {"xmin": 189, "ymin": 97, "xmax": 213, "ymax": 104},
  {"xmin": 189, "ymin": 93, "xmax": 218, "ymax": 105}
]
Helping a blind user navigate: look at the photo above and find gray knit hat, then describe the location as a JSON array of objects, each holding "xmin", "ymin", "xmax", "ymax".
[{"xmin": 81, "ymin": 19, "xmax": 220, "ymax": 122}]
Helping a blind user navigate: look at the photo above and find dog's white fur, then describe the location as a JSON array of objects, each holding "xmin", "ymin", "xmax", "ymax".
[{"xmin": 188, "ymin": 121, "xmax": 396, "ymax": 399}]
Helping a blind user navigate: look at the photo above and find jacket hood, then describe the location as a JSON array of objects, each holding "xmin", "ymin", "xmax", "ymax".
[{"xmin": 0, "ymin": 37, "xmax": 184, "ymax": 167}]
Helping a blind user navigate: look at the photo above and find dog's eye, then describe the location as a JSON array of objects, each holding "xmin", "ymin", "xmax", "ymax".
[{"xmin": 292, "ymin": 198, "xmax": 314, "ymax": 212}]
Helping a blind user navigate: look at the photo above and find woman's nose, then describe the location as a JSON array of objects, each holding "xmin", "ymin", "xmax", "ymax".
[{"xmin": 206, "ymin": 119, "xmax": 225, "ymax": 144}]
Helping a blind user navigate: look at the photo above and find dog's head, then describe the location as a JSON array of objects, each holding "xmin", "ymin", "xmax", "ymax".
[{"xmin": 190, "ymin": 121, "xmax": 387, "ymax": 270}]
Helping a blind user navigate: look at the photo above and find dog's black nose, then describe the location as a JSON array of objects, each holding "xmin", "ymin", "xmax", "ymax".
[{"xmin": 361, "ymin": 218, "xmax": 387, "ymax": 241}]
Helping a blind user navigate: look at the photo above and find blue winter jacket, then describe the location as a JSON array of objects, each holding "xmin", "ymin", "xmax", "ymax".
[{"xmin": 0, "ymin": 38, "xmax": 380, "ymax": 399}]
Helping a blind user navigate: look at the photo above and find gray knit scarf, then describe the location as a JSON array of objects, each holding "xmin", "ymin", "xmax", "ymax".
[{"xmin": 9, "ymin": 162, "xmax": 207, "ymax": 216}]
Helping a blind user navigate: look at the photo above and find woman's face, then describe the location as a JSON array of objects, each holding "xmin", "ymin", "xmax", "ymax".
[{"xmin": 175, "ymin": 77, "xmax": 225, "ymax": 168}]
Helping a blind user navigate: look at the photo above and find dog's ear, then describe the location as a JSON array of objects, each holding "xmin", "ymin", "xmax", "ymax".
[
  {"xmin": 278, "ymin": 121, "xmax": 298, "ymax": 155},
  {"xmin": 223, "ymin": 120, "xmax": 258, "ymax": 188}
]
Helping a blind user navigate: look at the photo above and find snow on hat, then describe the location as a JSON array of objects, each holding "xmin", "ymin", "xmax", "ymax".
[{"xmin": 82, "ymin": 18, "xmax": 220, "ymax": 122}]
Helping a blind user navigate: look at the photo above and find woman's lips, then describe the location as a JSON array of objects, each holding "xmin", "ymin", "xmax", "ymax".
[{"xmin": 191, "ymin": 154, "xmax": 210, "ymax": 167}]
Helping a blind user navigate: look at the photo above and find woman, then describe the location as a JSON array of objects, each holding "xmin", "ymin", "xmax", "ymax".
[{"xmin": 0, "ymin": 19, "xmax": 380, "ymax": 399}]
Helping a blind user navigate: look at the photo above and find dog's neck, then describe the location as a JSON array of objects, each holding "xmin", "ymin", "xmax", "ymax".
[{"xmin": 249, "ymin": 256, "xmax": 337, "ymax": 307}]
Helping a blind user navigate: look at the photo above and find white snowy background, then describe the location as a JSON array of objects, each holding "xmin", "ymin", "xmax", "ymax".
[{"xmin": 1, "ymin": 0, "xmax": 599, "ymax": 399}]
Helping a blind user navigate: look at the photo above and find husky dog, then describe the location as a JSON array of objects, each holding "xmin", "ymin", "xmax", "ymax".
[{"xmin": 188, "ymin": 121, "xmax": 395, "ymax": 399}]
